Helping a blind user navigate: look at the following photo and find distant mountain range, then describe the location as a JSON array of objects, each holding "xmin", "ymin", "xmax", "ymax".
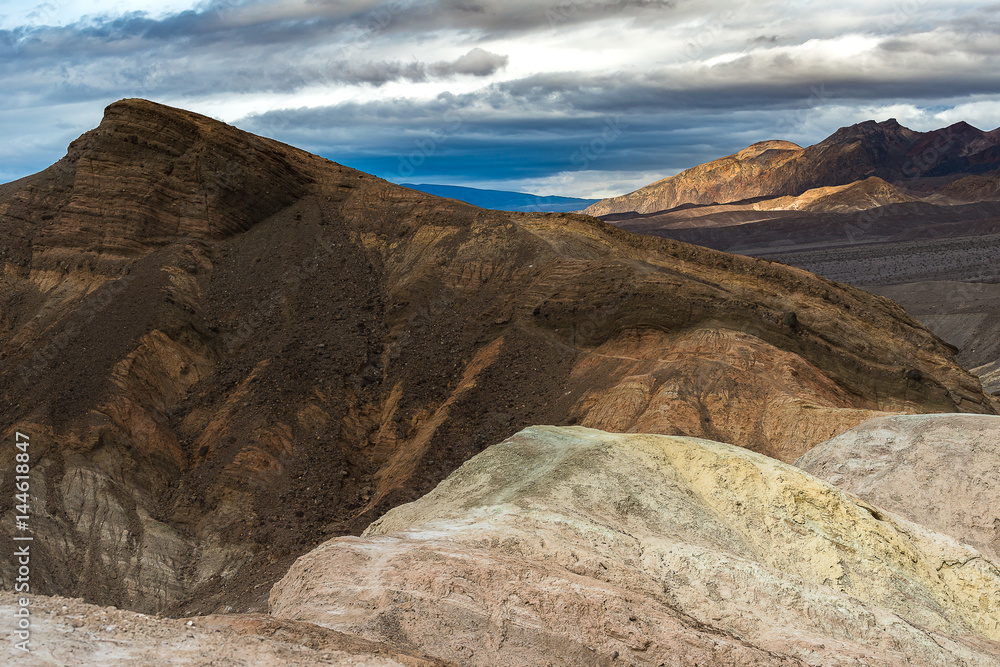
[
  {"xmin": 585, "ymin": 119, "xmax": 1000, "ymax": 217},
  {"xmin": 400, "ymin": 183, "xmax": 599, "ymax": 212},
  {"xmin": 588, "ymin": 119, "xmax": 1000, "ymax": 257}
]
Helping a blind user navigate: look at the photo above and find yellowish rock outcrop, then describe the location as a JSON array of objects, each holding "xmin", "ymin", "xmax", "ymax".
[{"xmin": 271, "ymin": 426, "xmax": 1000, "ymax": 666}]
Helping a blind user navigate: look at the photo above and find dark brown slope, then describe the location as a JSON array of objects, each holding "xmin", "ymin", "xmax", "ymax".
[
  {"xmin": 936, "ymin": 169, "xmax": 1000, "ymax": 203},
  {"xmin": 585, "ymin": 119, "xmax": 1000, "ymax": 216},
  {"xmin": 0, "ymin": 99, "xmax": 993, "ymax": 618}
]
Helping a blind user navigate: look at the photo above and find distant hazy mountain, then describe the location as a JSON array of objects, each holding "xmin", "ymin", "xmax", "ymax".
[{"xmin": 401, "ymin": 183, "xmax": 599, "ymax": 212}]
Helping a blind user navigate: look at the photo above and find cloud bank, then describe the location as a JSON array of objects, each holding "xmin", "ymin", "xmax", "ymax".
[{"xmin": 2, "ymin": 0, "xmax": 1000, "ymax": 196}]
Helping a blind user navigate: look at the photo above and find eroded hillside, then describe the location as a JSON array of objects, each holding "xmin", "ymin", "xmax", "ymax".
[{"xmin": 0, "ymin": 99, "xmax": 993, "ymax": 615}]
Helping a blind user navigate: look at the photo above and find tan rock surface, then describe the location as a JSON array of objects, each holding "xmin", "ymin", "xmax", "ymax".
[
  {"xmin": 568, "ymin": 327, "xmax": 895, "ymax": 462},
  {"xmin": 271, "ymin": 426, "xmax": 1000, "ymax": 667},
  {"xmin": 610, "ymin": 177, "xmax": 916, "ymax": 234},
  {"xmin": 584, "ymin": 140, "xmax": 803, "ymax": 216},
  {"xmin": 779, "ymin": 176, "xmax": 918, "ymax": 213},
  {"xmin": 796, "ymin": 413, "xmax": 1000, "ymax": 562}
]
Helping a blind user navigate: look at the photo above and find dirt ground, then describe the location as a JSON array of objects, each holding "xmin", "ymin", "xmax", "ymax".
[{"xmin": 0, "ymin": 592, "xmax": 452, "ymax": 666}]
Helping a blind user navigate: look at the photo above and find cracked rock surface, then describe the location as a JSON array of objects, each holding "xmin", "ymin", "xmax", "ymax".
[
  {"xmin": 0, "ymin": 591, "xmax": 452, "ymax": 666},
  {"xmin": 797, "ymin": 413, "xmax": 1000, "ymax": 562}
]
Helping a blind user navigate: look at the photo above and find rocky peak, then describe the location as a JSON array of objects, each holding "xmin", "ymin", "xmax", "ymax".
[
  {"xmin": 32, "ymin": 99, "xmax": 313, "ymax": 266},
  {"xmin": 942, "ymin": 120, "xmax": 985, "ymax": 136},
  {"xmin": 733, "ymin": 139, "xmax": 802, "ymax": 160},
  {"xmin": 818, "ymin": 117, "xmax": 917, "ymax": 148}
]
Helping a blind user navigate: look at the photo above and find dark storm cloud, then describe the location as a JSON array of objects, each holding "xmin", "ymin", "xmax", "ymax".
[
  {"xmin": 372, "ymin": 0, "xmax": 679, "ymax": 36},
  {"xmin": 197, "ymin": 0, "xmax": 683, "ymax": 39},
  {"xmin": 1, "ymin": 37, "xmax": 505, "ymax": 106},
  {"xmin": 2, "ymin": 0, "xmax": 677, "ymax": 57},
  {"xmin": 6, "ymin": 1, "xmax": 998, "ymax": 105},
  {"xmin": 430, "ymin": 48, "xmax": 508, "ymax": 77},
  {"xmin": 236, "ymin": 91, "xmax": 807, "ymax": 186},
  {"xmin": 488, "ymin": 63, "xmax": 1000, "ymax": 117},
  {"xmin": 315, "ymin": 48, "xmax": 508, "ymax": 85},
  {"xmin": 3, "ymin": 0, "xmax": 1000, "ymax": 194}
]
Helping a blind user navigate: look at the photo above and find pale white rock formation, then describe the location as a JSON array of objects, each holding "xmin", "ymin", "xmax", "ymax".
[{"xmin": 796, "ymin": 413, "xmax": 1000, "ymax": 562}]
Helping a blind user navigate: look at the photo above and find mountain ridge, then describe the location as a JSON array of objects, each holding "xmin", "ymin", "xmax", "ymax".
[{"xmin": 585, "ymin": 118, "xmax": 1000, "ymax": 216}]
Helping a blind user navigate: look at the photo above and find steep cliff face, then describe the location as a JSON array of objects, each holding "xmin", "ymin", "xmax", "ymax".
[
  {"xmin": 585, "ymin": 119, "xmax": 1000, "ymax": 216},
  {"xmin": 271, "ymin": 426, "xmax": 1000, "ymax": 666},
  {"xmin": 4, "ymin": 99, "xmax": 309, "ymax": 271},
  {"xmin": 0, "ymin": 99, "xmax": 993, "ymax": 615}
]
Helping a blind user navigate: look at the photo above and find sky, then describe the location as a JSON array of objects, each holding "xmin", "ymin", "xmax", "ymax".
[{"xmin": 2, "ymin": 0, "xmax": 1000, "ymax": 198}]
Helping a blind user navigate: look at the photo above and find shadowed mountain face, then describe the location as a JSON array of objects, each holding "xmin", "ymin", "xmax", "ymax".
[
  {"xmin": 0, "ymin": 100, "xmax": 994, "ymax": 616},
  {"xmin": 585, "ymin": 119, "xmax": 1000, "ymax": 216},
  {"xmin": 937, "ymin": 169, "xmax": 1000, "ymax": 203}
]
